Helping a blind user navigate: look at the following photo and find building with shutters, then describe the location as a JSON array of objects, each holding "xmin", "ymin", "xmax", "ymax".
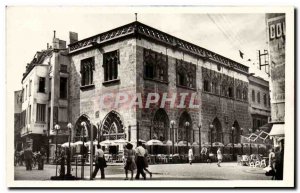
[{"xmin": 18, "ymin": 32, "xmax": 70, "ymax": 155}]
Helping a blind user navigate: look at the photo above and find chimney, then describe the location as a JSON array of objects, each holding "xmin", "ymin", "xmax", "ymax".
[
  {"xmin": 53, "ymin": 30, "xmax": 56, "ymax": 39},
  {"xmin": 47, "ymin": 43, "xmax": 49, "ymax": 49},
  {"xmin": 69, "ymin": 32, "xmax": 78, "ymax": 44}
]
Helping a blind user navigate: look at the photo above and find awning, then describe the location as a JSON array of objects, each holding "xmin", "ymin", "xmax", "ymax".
[{"xmin": 269, "ymin": 124, "xmax": 285, "ymax": 136}]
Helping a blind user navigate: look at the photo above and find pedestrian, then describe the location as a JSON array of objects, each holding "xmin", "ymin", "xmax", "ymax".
[
  {"xmin": 37, "ymin": 147, "xmax": 46, "ymax": 170},
  {"xmin": 142, "ymin": 144, "xmax": 152, "ymax": 178},
  {"xmin": 24, "ymin": 144, "xmax": 33, "ymax": 171},
  {"xmin": 92, "ymin": 144, "xmax": 106, "ymax": 179},
  {"xmin": 124, "ymin": 143, "xmax": 136, "ymax": 180},
  {"xmin": 59, "ymin": 148, "xmax": 66, "ymax": 177},
  {"xmin": 188, "ymin": 147, "xmax": 194, "ymax": 165},
  {"xmin": 274, "ymin": 139, "xmax": 284, "ymax": 180},
  {"xmin": 217, "ymin": 148, "xmax": 222, "ymax": 167},
  {"xmin": 135, "ymin": 141, "xmax": 146, "ymax": 180}
]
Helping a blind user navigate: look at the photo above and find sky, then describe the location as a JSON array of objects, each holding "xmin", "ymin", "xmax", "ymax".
[{"xmin": 6, "ymin": 7, "xmax": 270, "ymax": 92}]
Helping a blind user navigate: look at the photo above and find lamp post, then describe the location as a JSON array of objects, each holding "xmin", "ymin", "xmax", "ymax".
[
  {"xmin": 209, "ymin": 124, "xmax": 214, "ymax": 152},
  {"xmin": 66, "ymin": 123, "xmax": 72, "ymax": 177},
  {"xmin": 54, "ymin": 124, "xmax": 60, "ymax": 177},
  {"xmin": 231, "ymin": 126, "xmax": 235, "ymax": 161},
  {"xmin": 81, "ymin": 122, "xmax": 86, "ymax": 179},
  {"xmin": 249, "ymin": 128, "xmax": 253, "ymax": 155},
  {"xmin": 185, "ymin": 122, "xmax": 190, "ymax": 162},
  {"xmin": 97, "ymin": 121, "xmax": 102, "ymax": 144},
  {"xmin": 170, "ymin": 120, "xmax": 175, "ymax": 156},
  {"xmin": 198, "ymin": 124, "xmax": 201, "ymax": 160}
]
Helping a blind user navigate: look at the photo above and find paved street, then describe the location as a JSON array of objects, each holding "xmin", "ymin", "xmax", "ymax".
[{"xmin": 14, "ymin": 162, "xmax": 271, "ymax": 180}]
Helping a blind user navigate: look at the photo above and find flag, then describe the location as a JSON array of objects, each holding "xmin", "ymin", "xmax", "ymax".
[{"xmin": 239, "ymin": 50, "xmax": 244, "ymax": 59}]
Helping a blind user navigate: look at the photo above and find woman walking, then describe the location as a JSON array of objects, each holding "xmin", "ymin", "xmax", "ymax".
[
  {"xmin": 124, "ymin": 143, "xmax": 136, "ymax": 180},
  {"xmin": 217, "ymin": 148, "xmax": 222, "ymax": 167}
]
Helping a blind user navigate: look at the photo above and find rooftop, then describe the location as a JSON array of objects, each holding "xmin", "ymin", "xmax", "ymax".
[
  {"xmin": 68, "ymin": 21, "xmax": 249, "ymax": 74},
  {"xmin": 22, "ymin": 49, "xmax": 53, "ymax": 83}
]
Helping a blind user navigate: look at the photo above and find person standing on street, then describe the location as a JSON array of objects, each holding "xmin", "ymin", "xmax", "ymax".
[
  {"xmin": 135, "ymin": 141, "xmax": 146, "ymax": 180},
  {"xmin": 275, "ymin": 139, "xmax": 284, "ymax": 180},
  {"xmin": 188, "ymin": 147, "xmax": 194, "ymax": 165},
  {"xmin": 92, "ymin": 144, "xmax": 106, "ymax": 179},
  {"xmin": 24, "ymin": 144, "xmax": 33, "ymax": 171},
  {"xmin": 59, "ymin": 148, "xmax": 66, "ymax": 177},
  {"xmin": 37, "ymin": 147, "xmax": 46, "ymax": 170},
  {"xmin": 217, "ymin": 148, "xmax": 223, "ymax": 167},
  {"xmin": 124, "ymin": 143, "xmax": 136, "ymax": 180},
  {"xmin": 142, "ymin": 144, "xmax": 152, "ymax": 178}
]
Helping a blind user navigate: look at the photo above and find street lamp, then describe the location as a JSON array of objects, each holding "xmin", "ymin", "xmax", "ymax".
[
  {"xmin": 66, "ymin": 123, "xmax": 72, "ymax": 177},
  {"xmin": 209, "ymin": 124, "xmax": 214, "ymax": 151},
  {"xmin": 54, "ymin": 124, "xmax": 60, "ymax": 177},
  {"xmin": 81, "ymin": 122, "xmax": 86, "ymax": 179},
  {"xmin": 231, "ymin": 126, "xmax": 235, "ymax": 160},
  {"xmin": 198, "ymin": 124, "xmax": 201, "ymax": 160},
  {"xmin": 170, "ymin": 120, "xmax": 175, "ymax": 156},
  {"xmin": 249, "ymin": 128, "xmax": 253, "ymax": 155},
  {"xmin": 96, "ymin": 120, "xmax": 102, "ymax": 144},
  {"xmin": 185, "ymin": 121, "xmax": 190, "ymax": 162}
]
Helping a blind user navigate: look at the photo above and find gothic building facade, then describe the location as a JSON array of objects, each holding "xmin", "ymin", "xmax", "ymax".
[{"xmin": 67, "ymin": 21, "xmax": 252, "ymax": 152}]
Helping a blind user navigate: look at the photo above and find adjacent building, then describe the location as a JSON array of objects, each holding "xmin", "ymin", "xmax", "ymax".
[
  {"xmin": 248, "ymin": 75, "xmax": 271, "ymax": 132},
  {"xmin": 19, "ymin": 32, "xmax": 70, "ymax": 154},
  {"xmin": 266, "ymin": 13, "xmax": 286, "ymax": 145}
]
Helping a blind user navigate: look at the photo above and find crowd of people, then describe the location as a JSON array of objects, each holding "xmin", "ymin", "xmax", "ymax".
[
  {"xmin": 14, "ymin": 144, "xmax": 46, "ymax": 171},
  {"xmin": 92, "ymin": 141, "xmax": 153, "ymax": 180}
]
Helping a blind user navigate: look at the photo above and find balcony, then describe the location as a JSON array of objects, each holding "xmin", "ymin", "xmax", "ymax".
[{"xmin": 20, "ymin": 123, "xmax": 47, "ymax": 137}]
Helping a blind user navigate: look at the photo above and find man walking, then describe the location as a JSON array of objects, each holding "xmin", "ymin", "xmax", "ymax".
[
  {"xmin": 92, "ymin": 144, "xmax": 106, "ymax": 179},
  {"xmin": 24, "ymin": 144, "xmax": 33, "ymax": 171},
  {"xmin": 188, "ymin": 147, "xmax": 194, "ymax": 165},
  {"xmin": 135, "ymin": 141, "xmax": 146, "ymax": 180}
]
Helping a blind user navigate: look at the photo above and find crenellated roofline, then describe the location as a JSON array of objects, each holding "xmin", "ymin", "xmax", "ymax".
[{"xmin": 68, "ymin": 21, "xmax": 249, "ymax": 74}]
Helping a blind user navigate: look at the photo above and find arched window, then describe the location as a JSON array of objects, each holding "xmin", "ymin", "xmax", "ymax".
[
  {"xmin": 152, "ymin": 109, "xmax": 169, "ymax": 141},
  {"xmin": 232, "ymin": 120, "xmax": 241, "ymax": 143},
  {"xmin": 210, "ymin": 117, "xmax": 222, "ymax": 143},
  {"xmin": 178, "ymin": 111, "xmax": 192, "ymax": 142},
  {"xmin": 102, "ymin": 111, "xmax": 125, "ymax": 140},
  {"xmin": 252, "ymin": 90, "xmax": 255, "ymax": 102}
]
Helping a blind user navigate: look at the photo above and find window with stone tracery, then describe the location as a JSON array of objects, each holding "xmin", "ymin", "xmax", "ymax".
[
  {"xmin": 80, "ymin": 57, "xmax": 94, "ymax": 86},
  {"xmin": 176, "ymin": 60, "xmax": 196, "ymax": 89},
  {"xmin": 103, "ymin": 50, "xmax": 119, "ymax": 82},
  {"xmin": 144, "ymin": 49, "xmax": 168, "ymax": 82},
  {"xmin": 102, "ymin": 111, "xmax": 125, "ymax": 140}
]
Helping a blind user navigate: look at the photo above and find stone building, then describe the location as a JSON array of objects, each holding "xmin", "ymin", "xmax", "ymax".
[
  {"xmin": 67, "ymin": 21, "xmax": 252, "ymax": 154},
  {"xmin": 248, "ymin": 75, "xmax": 271, "ymax": 132},
  {"xmin": 19, "ymin": 32, "xmax": 70, "ymax": 154}
]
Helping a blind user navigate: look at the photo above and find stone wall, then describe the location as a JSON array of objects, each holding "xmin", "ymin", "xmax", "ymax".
[{"xmin": 68, "ymin": 38, "xmax": 137, "ymax": 140}]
